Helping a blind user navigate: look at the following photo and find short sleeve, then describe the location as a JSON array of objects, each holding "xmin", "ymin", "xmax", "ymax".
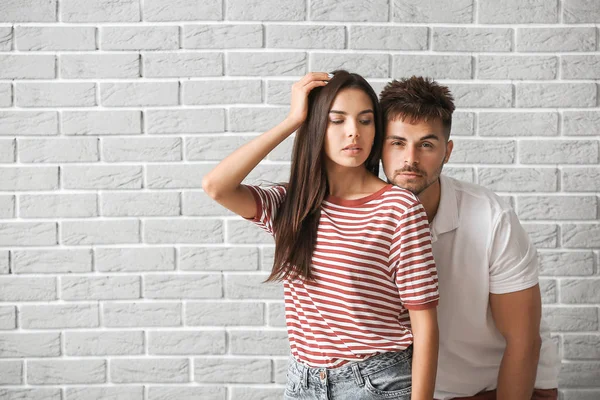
[
  {"xmin": 243, "ymin": 185, "xmax": 287, "ymax": 236},
  {"xmin": 488, "ymin": 209, "xmax": 539, "ymax": 294},
  {"xmin": 391, "ymin": 201, "xmax": 439, "ymax": 310}
]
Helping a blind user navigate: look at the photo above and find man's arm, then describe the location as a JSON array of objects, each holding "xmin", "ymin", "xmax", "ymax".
[
  {"xmin": 490, "ymin": 284, "xmax": 542, "ymax": 400},
  {"xmin": 408, "ymin": 307, "xmax": 439, "ymax": 400}
]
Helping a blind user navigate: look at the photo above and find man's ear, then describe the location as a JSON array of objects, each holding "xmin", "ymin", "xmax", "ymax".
[{"xmin": 444, "ymin": 140, "xmax": 453, "ymax": 164}]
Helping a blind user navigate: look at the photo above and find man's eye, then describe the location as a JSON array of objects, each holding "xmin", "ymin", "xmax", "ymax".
[{"xmin": 422, "ymin": 142, "xmax": 433, "ymax": 148}]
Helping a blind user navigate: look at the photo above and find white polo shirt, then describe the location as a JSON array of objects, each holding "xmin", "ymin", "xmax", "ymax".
[{"xmin": 431, "ymin": 175, "xmax": 559, "ymax": 400}]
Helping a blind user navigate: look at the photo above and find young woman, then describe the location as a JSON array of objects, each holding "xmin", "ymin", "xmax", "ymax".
[{"xmin": 202, "ymin": 71, "xmax": 439, "ymax": 400}]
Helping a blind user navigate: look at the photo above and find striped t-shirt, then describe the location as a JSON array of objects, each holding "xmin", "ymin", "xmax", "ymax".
[{"xmin": 246, "ymin": 183, "xmax": 439, "ymax": 368}]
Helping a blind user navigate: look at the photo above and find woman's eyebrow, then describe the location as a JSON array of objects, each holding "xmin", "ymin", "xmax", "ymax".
[{"xmin": 329, "ymin": 109, "xmax": 374, "ymax": 115}]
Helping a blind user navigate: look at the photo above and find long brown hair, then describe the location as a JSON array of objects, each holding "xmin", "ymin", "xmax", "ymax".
[{"xmin": 267, "ymin": 70, "xmax": 384, "ymax": 282}]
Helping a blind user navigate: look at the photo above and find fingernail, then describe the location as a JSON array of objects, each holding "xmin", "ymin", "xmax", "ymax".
[{"xmin": 327, "ymin": 73, "xmax": 334, "ymax": 78}]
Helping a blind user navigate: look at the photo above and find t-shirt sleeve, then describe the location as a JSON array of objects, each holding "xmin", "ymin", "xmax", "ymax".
[
  {"xmin": 488, "ymin": 209, "xmax": 539, "ymax": 294},
  {"xmin": 391, "ymin": 200, "xmax": 439, "ymax": 310},
  {"xmin": 243, "ymin": 184, "xmax": 287, "ymax": 236}
]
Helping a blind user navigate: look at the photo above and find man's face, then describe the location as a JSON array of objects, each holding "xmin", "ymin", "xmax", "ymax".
[{"xmin": 381, "ymin": 118, "xmax": 453, "ymax": 195}]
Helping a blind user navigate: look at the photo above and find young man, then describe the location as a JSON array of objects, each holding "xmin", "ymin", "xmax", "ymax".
[{"xmin": 379, "ymin": 76, "xmax": 560, "ymax": 400}]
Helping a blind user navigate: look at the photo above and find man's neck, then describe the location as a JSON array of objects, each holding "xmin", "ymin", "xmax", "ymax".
[{"xmin": 418, "ymin": 178, "xmax": 442, "ymax": 224}]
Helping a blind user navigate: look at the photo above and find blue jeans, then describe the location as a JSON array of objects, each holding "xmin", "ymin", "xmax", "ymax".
[{"xmin": 284, "ymin": 347, "xmax": 413, "ymax": 400}]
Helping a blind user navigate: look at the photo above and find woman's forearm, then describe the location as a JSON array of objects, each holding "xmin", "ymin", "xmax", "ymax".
[{"xmin": 409, "ymin": 308, "xmax": 439, "ymax": 400}]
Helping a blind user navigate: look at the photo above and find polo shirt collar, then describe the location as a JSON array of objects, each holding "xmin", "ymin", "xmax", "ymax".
[{"xmin": 430, "ymin": 174, "xmax": 459, "ymax": 241}]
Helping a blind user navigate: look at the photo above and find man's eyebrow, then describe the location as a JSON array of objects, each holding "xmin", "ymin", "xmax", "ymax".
[
  {"xmin": 329, "ymin": 109, "xmax": 374, "ymax": 115},
  {"xmin": 385, "ymin": 134, "xmax": 441, "ymax": 141}
]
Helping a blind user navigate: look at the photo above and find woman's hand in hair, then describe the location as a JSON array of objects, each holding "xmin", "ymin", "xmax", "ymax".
[{"xmin": 286, "ymin": 72, "xmax": 331, "ymax": 130}]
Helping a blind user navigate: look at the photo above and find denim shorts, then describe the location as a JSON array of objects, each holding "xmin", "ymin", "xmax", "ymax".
[{"xmin": 284, "ymin": 346, "xmax": 412, "ymax": 400}]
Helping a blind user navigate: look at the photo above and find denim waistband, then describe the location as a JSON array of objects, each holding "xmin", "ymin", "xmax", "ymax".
[{"xmin": 287, "ymin": 347, "xmax": 413, "ymax": 384}]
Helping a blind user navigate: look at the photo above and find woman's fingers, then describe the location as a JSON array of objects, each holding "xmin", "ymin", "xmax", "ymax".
[
  {"xmin": 303, "ymin": 80, "xmax": 328, "ymax": 92},
  {"xmin": 298, "ymin": 72, "xmax": 330, "ymax": 87}
]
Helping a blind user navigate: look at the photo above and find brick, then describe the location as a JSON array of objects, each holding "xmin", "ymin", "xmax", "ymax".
[
  {"xmin": 0, "ymin": 83, "xmax": 11, "ymax": 107},
  {"xmin": 227, "ymin": 220, "xmax": 275, "ymax": 244},
  {"xmin": 0, "ymin": 167, "xmax": 58, "ymax": 190},
  {"xmin": 0, "ymin": 111, "xmax": 58, "ymax": 136},
  {"xmin": 393, "ymin": 0, "xmax": 472, "ymax": 23},
  {"xmin": 62, "ymin": 276, "xmax": 140, "ymax": 300},
  {"xmin": 479, "ymin": 167, "xmax": 558, "ymax": 192},
  {"xmin": 311, "ymin": 0, "xmax": 388, "ymax": 21},
  {"xmin": 562, "ymin": 279, "xmax": 600, "ymax": 303},
  {"xmin": 229, "ymin": 388, "xmax": 283, "ymax": 400},
  {"xmin": 21, "ymin": 304, "xmax": 99, "ymax": 329},
  {"xmin": 0, "ymin": 55, "xmax": 55, "ymax": 79},
  {"xmin": 19, "ymin": 194, "xmax": 96, "ymax": 219},
  {"xmin": 147, "ymin": 387, "xmax": 226, "ymax": 400},
  {"xmin": 516, "ymin": 83, "xmax": 596, "ymax": 108},
  {"xmin": 245, "ymin": 164, "xmax": 291, "ymax": 185},
  {"xmin": 563, "ymin": 224, "xmax": 600, "ymax": 249},
  {"xmin": 0, "ymin": 361, "xmax": 21, "ymax": 384},
  {"xmin": 101, "ymin": 26, "xmax": 178, "ymax": 50},
  {"xmin": 228, "ymin": 52, "xmax": 306, "ymax": 76},
  {"xmin": 0, "ymin": 196, "xmax": 14, "ymax": 218},
  {"xmin": 274, "ymin": 358, "xmax": 287, "ymax": 383},
  {"xmin": 16, "ymin": 26, "xmax": 95, "ymax": 51},
  {"xmin": 144, "ymin": 274, "xmax": 222, "ymax": 298},
  {"xmin": 0, "ymin": 0, "xmax": 56, "ymax": 22},
  {"xmin": 183, "ymin": 79, "xmax": 261, "ymax": 105},
  {"xmin": 265, "ymin": 80, "xmax": 295, "ymax": 105},
  {"xmin": 148, "ymin": 330, "xmax": 225, "ymax": 355},
  {"xmin": 563, "ymin": 111, "xmax": 600, "ymax": 136},
  {"xmin": 563, "ymin": 0, "xmax": 600, "ymax": 23},
  {"xmin": 517, "ymin": 27, "xmax": 596, "ymax": 52},
  {"xmin": 65, "ymin": 331, "xmax": 143, "ymax": 356},
  {"xmin": 523, "ymin": 224, "xmax": 558, "ymax": 248},
  {"xmin": 194, "ymin": 358, "xmax": 271, "ymax": 383},
  {"xmin": 542, "ymin": 306, "xmax": 598, "ymax": 332},
  {"xmin": 353, "ymin": 26, "xmax": 427, "ymax": 50},
  {"xmin": 16, "ymin": 82, "xmax": 95, "ymax": 107},
  {"xmin": 563, "ymin": 55, "xmax": 600, "ymax": 80},
  {"xmin": 267, "ymin": 135, "xmax": 295, "ymax": 161},
  {"xmin": 558, "ymin": 362, "xmax": 600, "ymax": 387},
  {"xmin": 268, "ymin": 25, "xmax": 344, "ymax": 49},
  {"xmin": 101, "ymin": 81, "xmax": 179, "ymax": 107},
  {"xmin": 0, "ymin": 139, "xmax": 15, "ymax": 162},
  {"xmin": 433, "ymin": 28, "xmax": 512, "ymax": 52},
  {"xmin": 147, "ymin": 164, "xmax": 214, "ymax": 189},
  {"xmin": 61, "ymin": 165, "xmax": 143, "ymax": 189},
  {"xmin": 0, "ymin": 222, "xmax": 56, "ymax": 246},
  {"xmin": 446, "ymin": 84, "xmax": 512, "ymax": 108},
  {"xmin": 261, "ymin": 246, "xmax": 275, "ymax": 271},
  {"xmin": 182, "ymin": 191, "xmax": 234, "ymax": 216},
  {"xmin": 517, "ymin": 196, "xmax": 596, "ymax": 220},
  {"xmin": 225, "ymin": 273, "xmax": 283, "ymax": 299},
  {"xmin": 143, "ymin": 52, "xmax": 221, "ymax": 77},
  {"xmin": 60, "ymin": 53, "xmax": 139, "ymax": 79},
  {"xmin": 311, "ymin": 53, "xmax": 389, "ymax": 78},
  {"xmin": 538, "ymin": 251, "xmax": 594, "ymax": 276},
  {"xmin": 562, "ymin": 390, "xmax": 600, "ymax": 400},
  {"xmin": 520, "ymin": 140, "xmax": 598, "ymax": 164},
  {"xmin": 62, "ymin": 110, "xmax": 141, "ymax": 135},
  {"xmin": 66, "ymin": 387, "xmax": 144, "ymax": 400},
  {"xmin": 478, "ymin": 56, "xmax": 557, "ymax": 80},
  {"xmin": 539, "ymin": 279, "xmax": 556, "ymax": 303},
  {"xmin": 0, "ymin": 251, "xmax": 10, "ymax": 274},
  {"xmin": 146, "ymin": 109, "xmax": 225, "ymax": 133},
  {"xmin": 563, "ymin": 167, "xmax": 600, "ymax": 192},
  {"xmin": 186, "ymin": 136, "xmax": 249, "ymax": 161},
  {"xmin": 0, "ymin": 332, "xmax": 60, "ymax": 357},
  {"xmin": 111, "ymin": 358, "xmax": 188, "ymax": 383},
  {"xmin": 229, "ymin": 330, "xmax": 289, "ymax": 355},
  {"xmin": 186, "ymin": 302, "xmax": 264, "ymax": 326},
  {"xmin": 564, "ymin": 335, "xmax": 600, "ymax": 360},
  {"xmin": 268, "ymin": 302, "xmax": 286, "ymax": 327},
  {"xmin": 392, "ymin": 55, "xmax": 472, "ymax": 80},
  {"xmin": 0, "ymin": 277, "xmax": 56, "ymax": 301},
  {"xmin": 96, "ymin": 247, "xmax": 175, "ymax": 272},
  {"xmin": 0, "ymin": 389, "xmax": 61, "ymax": 400},
  {"xmin": 144, "ymin": 0, "xmax": 221, "ymax": 21},
  {"xmin": 18, "ymin": 138, "xmax": 98, "ymax": 162},
  {"xmin": 479, "ymin": 0, "xmax": 557, "ymax": 23},
  {"xmin": 441, "ymin": 167, "xmax": 475, "ymax": 183},
  {"xmin": 28, "ymin": 360, "xmax": 105, "ymax": 384},
  {"xmin": 450, "ymin": 139, "xmax": 515, "ymax": 164},
  {"xmin": 228, "ymin": 0, "xmax": 304, "ymax": 20},
  {"xmin": 103, "ymin": 302, "xmax": 181, "ymax": 327},
  {"xmin": 183, "ymin": 24, "xmax": 262, "ymax": 49},
  {"xmin": 229, "ymin": 107, "xmax": 288, "ymax": 132},
  {"xmin": 180, "ymin": 246, "xmax": 258, "ymax": 271},
  {"xmin": 101, "ymin": 191, "xmax": 180, "ymax": 216},
  {"xmin": 144, "ymin": 219, "xmax": 222, "ymax": 244},
  {"xmin": 0, "ymin": 306, "xmax": 16, "ymax": 330},
  {"xmin": 12, "ymin": 249, "xmax": 92, "ymax": 274},
  {"xmin": 61, "ymin": 220, "xmax": 140, "ymax": 245},
  {"xmin": 0, "ymin": 28, "xmax": 11, "ymax": 51},
  {"xmin": 478, "ymin": 112, "xmax": 558, "ymax": 137},
  {"xmin": 102, "ymin": 137, "xmax": 181, "ymax": 162},
  {"xmin": 61, "ymin": 0, "xmax": 140, "ymax": 22}
]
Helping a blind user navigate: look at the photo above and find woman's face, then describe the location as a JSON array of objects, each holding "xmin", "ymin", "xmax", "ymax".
[{"xmin": 323, "ymin": 88, "xmax": 376, "ymax": 170}]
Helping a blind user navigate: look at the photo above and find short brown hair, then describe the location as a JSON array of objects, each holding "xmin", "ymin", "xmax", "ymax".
[{"xmin": 379, "ymin": 76, "xmax": 455, "ymax": 139}]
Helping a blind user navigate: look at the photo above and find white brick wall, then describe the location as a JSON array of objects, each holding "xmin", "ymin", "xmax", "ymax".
[{"xmin": 0, "ymin": 1, "xmax": 598, "ymax": 399}]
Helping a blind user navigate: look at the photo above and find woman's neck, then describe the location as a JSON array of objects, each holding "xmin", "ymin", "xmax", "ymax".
[{"xmin": 326, "ymin": 163, "xmax": 380, "ymax": 200}]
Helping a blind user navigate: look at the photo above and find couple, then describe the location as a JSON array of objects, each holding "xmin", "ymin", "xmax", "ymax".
[{"xmin": 203, "ymin": 71, "xmax": 559, "ymax": 400}]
